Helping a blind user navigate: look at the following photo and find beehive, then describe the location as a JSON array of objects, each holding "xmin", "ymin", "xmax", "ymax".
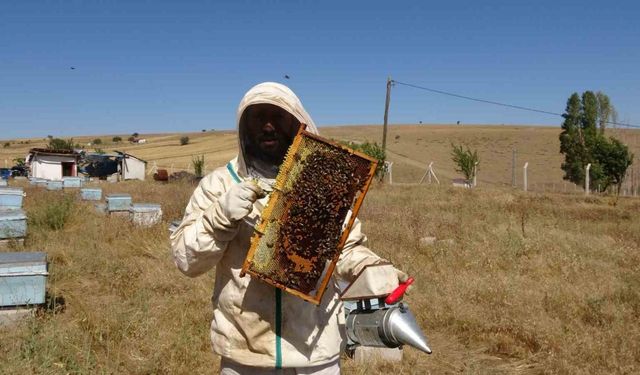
[
  {"xmin": 0, "ymin": 187, "xmax": 24, "ymax": 209},
  {"xmin": 0, "ymin": 252, "xmax": 48, "ymax": 307},
  {"xmin": 0, "ymin": 209, "xmax": 27, "ymax": 239},
  {"xmin": 62, "ymin": 176, "xmax": 83, "ymax": 188},
  {"xmin": 105, "ymin": 194, "xmax": 132, "ymax": 212},
  {"xmin": 241, "ymin": 127, "xmax": 377, "ymax": 304},
  {"xmin": 29, "ymin": 178, "xmax": 44, "ymax": 186},
  {"xmin": 129, "ymin": 203, "xmax": 162, "ymax": 227},
  {"xmin": 80, "ymin": 188, "xmax": 102, "ymax": 201},
  {"xmin": 46, "ymin": 180, "xmax": 63, "ymax": 191}
]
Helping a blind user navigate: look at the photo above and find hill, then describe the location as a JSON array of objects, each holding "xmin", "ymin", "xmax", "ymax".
[{"xmin": 3, "ymin": 125, "xmax": 638, "ymax": 193}]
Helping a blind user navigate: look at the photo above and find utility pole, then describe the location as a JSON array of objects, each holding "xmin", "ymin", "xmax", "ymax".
[{"xmin": 382, "ymin": 76, "xmax": 392, "ymax": 152}]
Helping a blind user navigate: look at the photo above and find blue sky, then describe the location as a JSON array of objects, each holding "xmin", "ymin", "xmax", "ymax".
[{"xmin": 1, "ymin": 1, "xmax": 638, "ymax": 138}]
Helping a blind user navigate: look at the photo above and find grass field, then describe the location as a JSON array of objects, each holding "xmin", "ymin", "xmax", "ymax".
[
  {"xmin": 3, "ymin": 124, "xmax": 639, "ymax": 191},
  {"xmin": 1, "ymin": 125, "xmax": 639, "ymax": 374}
]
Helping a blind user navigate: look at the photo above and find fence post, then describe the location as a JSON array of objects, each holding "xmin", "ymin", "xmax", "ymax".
[
  {"xmin": 585, "ymin": 163, "xmax": 591, "ymax": 195},
  {"xmin": 384, "ymin": 161, "xmax": 393, "ymax": 185},
  {"xmin": 523, "ymin": 162, "xmax": 529, "ymax": 192},
  {"xmin": 473, "ymin": 162, "xmax": 478, "ymax": 187}
]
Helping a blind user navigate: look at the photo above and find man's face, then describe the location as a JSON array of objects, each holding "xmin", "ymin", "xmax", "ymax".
[{"xmin": 244, "ymin": 104, "xmax": 300, "ymax": 165}]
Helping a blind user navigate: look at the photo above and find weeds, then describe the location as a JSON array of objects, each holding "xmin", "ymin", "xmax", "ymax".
[{"xmin": 29, "ymin": 193, "xmax": 75, "ymax": 231}]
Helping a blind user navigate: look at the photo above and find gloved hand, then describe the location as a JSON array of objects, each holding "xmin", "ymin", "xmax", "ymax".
[
  {"xmin": 394, "ymin": 268, "xmax": 414, "ymax": 295},
  {"xmin": 219, "ymin": 181, "xmax": 265, "ymax": 222}
]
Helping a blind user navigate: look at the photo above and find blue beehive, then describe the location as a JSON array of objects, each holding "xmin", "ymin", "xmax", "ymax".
[
  {"xmin": 62, "ymin": 177, "xmax": 83, "ymax": 188},
  {"xmin": 46, "ymin": 180, "xmax": 63, "ymax": 191},
  {"xmin": 0, "ymin": 187, "xmax": 24, "ymax": 209},
  {"xmin": 0, "ymin": 252, "xmax": 48, "ymax": 307},
  {"xmin": 29, "ymin": 177, "xmax": 44, "ymax": 186},
  {"xmin": 106, "ymin": 194, "xmax": 132, "ymax": 211},
  {"xmin": 80, "ymin": 188, "xmax": 102, "ymax": 201},
  {"xmin": 0, "ymin": 209, "xmax": 27, "ymax": 239}
]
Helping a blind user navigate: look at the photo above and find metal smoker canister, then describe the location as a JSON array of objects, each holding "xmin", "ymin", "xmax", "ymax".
[{"xmin": 345, "ymin": 302, "xmax": 431, "ymax": 354}]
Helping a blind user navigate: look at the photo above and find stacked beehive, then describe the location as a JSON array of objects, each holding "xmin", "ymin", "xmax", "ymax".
[
  {"xmin": 0, "ymin": 187, "xmax": 27, "ymax": 247},
  {"xmin": 101, "ymin": 194, "xmax": 163, "ymax": 227}
]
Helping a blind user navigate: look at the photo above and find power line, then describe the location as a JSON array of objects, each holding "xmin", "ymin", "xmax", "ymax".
[{"xmin": 392, "ymin": 80, "xmax": 640, "ymax": 129}]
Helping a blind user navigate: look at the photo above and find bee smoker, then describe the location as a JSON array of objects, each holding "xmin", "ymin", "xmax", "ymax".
[{"xmin": 341, "ymin": 265, "xmax": 432, "ymax": 355}]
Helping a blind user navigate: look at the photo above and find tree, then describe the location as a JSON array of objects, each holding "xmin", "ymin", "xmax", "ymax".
[
  {"xmin": 180, "ymin": 136, "xmax": 190, "ymax": 146},
  {"xmin": 132, "ymin": 132, "xmax": 139, "ymax": 138},
  {"xmin": 593, "ymin": 137, "xmax": 633, "ymax": 194},
  {"xmin": 47, "ymin": 138, "xmax": 75, "ymax": 151},
  {"xmin": 112, "ymin": 136, "xmax": 122, "ymax": 143},
  {"xmin": 559, "ymin": 91, "xmax": 633, "ymax": 193},
  {"xmin": 92, "ymin": 138, "xmax": 102, "ymax": 145},
  {"xmin": 559, "ymin": 93, "xmax": 586, "ymax": 184},
  {"xmin": 451, "ymin": 143, "xmax": 479, "ymax": 181},
  {"xmin": 595, "ymin": 91, "xmax": 618, "ymax": 134}
]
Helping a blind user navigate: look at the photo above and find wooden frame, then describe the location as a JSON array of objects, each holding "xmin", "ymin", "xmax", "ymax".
[{"xmin": 241, "ymin": 126, "xmax": 378, "ymax": 304}]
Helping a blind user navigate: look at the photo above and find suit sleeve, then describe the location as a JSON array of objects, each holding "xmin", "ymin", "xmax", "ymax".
[
  {"xmin": 170, "ymin": 171, "xmax": 240, "ymax": 277},
  {"xmin": 334, "ymin": 213, "xmax": 386, "ymax": 283}
]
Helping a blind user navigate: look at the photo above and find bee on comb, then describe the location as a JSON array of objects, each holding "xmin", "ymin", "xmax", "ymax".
[{"xmin": 241, "ymin": 125, "xmax": 378, "ymax": 304}]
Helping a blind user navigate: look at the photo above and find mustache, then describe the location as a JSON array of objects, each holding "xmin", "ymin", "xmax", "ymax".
[{"xmin": 258, "ymin": 133, "xmax": 286, "ymax": 142}]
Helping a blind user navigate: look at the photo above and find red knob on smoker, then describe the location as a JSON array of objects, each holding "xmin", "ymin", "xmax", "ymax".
[{"xmin": 384, "ymin": 277, "xmax": 414, "ymax": 305}]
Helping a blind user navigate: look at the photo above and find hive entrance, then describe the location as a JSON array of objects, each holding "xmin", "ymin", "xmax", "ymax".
[{"xmin": 241, "ymin": 126, "xmax": 378, "ymax": 304}]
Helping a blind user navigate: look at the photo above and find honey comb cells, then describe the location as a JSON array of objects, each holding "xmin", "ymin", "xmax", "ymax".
[{"xmin": 241, "ymin": 128, "xmax": 377, "ymax": 304}]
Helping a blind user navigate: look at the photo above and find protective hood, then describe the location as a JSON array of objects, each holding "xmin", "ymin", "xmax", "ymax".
[{"xmin": 236, "ymin": 82, "xmax": 318, "ymax": 178}]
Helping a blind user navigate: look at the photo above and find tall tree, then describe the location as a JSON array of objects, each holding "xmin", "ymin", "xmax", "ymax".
[
  {"xmin": 559, "ymin": 91, "xmax": 633, "ymax": 193},
  {"xmin": 559, "ymin": 93, "xmax": 586, "ymax": 184},
  {"xmin": 595, "ymin": 91, "xmax": 618, "ymax": 134}
]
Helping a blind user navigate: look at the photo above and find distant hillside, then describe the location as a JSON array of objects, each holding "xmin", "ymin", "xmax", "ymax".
[{"xmin": 2, "ymin": 125, "xmax": 638, "ymax": 189}]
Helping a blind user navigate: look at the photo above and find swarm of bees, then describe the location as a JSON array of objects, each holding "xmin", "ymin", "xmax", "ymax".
[
  {"xmin": 268, "ymin": 149, "xmax": 365, "ymax": 292},
  {"xmin": 244, "ymin": 133, "xmax": 377, "ymax": 302}
]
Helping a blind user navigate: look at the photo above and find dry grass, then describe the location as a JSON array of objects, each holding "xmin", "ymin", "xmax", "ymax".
[
  {"xmin": 3, "ymin": 124, "xmax": 637, "ymax": 189},
  {"xmin": 1, "ymin": 125, "xmax": 639, "ymax": 374},
  {"xmin": 0, "ymin": 179, "xmax": 638, "ymax": 374}
]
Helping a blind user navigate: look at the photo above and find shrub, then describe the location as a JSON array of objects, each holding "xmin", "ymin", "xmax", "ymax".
[
  {"xmin": 192, "ymin": 155, "xmax": 205, "ymax": 177},
  {"xmin": 92, "ymin": 138, "xmax": 102, "ymax": 145},
  {"xmin": 112, "ymin": 136, "xmax": 122, "ymax": 143},
  {"xmin": 3, "ymin": 142, "xmax": 9, "ymax": 148},
  {"xmin": 30, "ymin": 194, "xmax": 75, "ymax": 231},
  {"xmin": 451, "ymin": 143, "xmax": 479, "ymax": 181},
  {"xmin": 47, "ymin": 138, "xmax": 75, "ymax": 151},
  {"xmin": 180, "ymin": 136, "xmax": 190, "ymax": 146}
]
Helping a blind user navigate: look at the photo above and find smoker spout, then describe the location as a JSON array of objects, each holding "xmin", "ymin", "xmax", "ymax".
[{"xmin": 384, "ymin": 306, "xmax": 432, "ymax": 354}]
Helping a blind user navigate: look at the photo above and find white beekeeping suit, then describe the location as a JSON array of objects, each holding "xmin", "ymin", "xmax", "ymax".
[{"xmin": 171, "ymin": 82, "xmax": 404, "ymax": 373}]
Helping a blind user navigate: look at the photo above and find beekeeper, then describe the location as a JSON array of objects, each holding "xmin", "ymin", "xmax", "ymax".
[{"xmin": 171, "ymin": 82, "xmax": 409, "ymax": 375}]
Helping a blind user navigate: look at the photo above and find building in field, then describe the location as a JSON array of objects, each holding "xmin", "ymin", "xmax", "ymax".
[
  {"xmin": 117, "ymin": 151, "xmax": 147, "ymax": 181},
  {"xmin": 26, "ymin": 148, "xmax": 82, "ymax": 180}
]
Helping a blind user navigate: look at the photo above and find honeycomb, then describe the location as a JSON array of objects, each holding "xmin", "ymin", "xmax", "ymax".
[{"xmin": 241, "ymin": 129, "xmax": 377, "ymax": 304}]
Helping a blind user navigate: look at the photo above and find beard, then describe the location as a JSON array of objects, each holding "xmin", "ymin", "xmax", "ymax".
[{"xmin": 246, "ymin": 132, "xmax": 292, "ymax": 166}]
